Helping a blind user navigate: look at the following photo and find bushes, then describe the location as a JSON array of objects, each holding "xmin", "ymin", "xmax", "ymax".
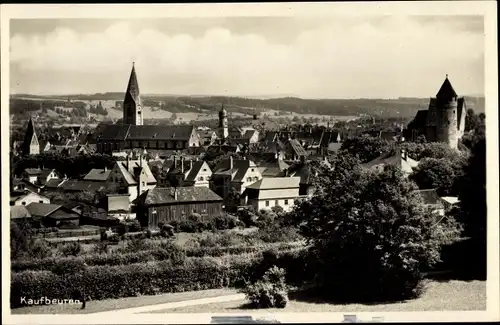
[
  {"xmin": 242, "ymin": 266, "xmax": 288, "ymax": 309},
  {"xmin": 28, "ymin": 239, "xmax": 53, "ymax": 259},
  {"xmin": 11, "ymin": 257, "xmax": 246, "ymax": 308},
  {"xmin": 58, "ymin": 242, "xmax": 83, "ymax": 257},
  {"xmin": 210, "ymin": 214, "xmax": 244, "ymax": 231}
]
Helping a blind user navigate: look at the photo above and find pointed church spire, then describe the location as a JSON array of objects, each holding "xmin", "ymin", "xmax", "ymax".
[
  {"xmin": 436, "ymin": 74, "xmax": 458, "ymax": 99},
  {"xmin": 22, "ymin": 115, "xmax": 40, "ymax": 156},
  {"xmin": 126, "ymin": 62, "xmax": 140, "ymax": 102},
  {"xmin": 123, "ymin": 62, "xmax": 143, "ymax": 125}
]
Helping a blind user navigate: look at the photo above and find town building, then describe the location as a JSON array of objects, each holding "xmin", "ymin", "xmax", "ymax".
[
  {"xmin": 414, "ymin": 189, "xmax": 445, "ymax": 217},
  {"xmin": 21, "ymin": 116, "xmax": 40, "ymax": 156},
  {"xmin": 211, "ymin": 157, "xmax": 263, "ymax": 200},
  {"xmin": 109, "ymin": 155, "xmax": 157, "ymax": 202},
  {"xmin": 123, "ymin": 62, "xmax": 143, "ymax": 126},
  {"xmin": 405, "ymin": 75, "xmax": 466, "ymax": 149},
  {"xmin": 25, "ymin": 202, "xmax": 81, "ymax": 227},
  {"xmin": 162, "ymin": 156, "xmax": 212, "ymax": 188},
  {"xmin": 242, "ymin": 177, "xmax": 303, "ymax": 212},
  {"xmin": 135, "ymin": 187, "xmax": 223, "ymax": 229},
  {"xmin": 10, "ymin": 190, "xmax": 50, "ymax": 206},
  {"xmin": 362, "ymin": 148, "xmax": 419, "ymax": 176}
]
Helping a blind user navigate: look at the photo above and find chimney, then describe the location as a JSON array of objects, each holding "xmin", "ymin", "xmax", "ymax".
[
  {"xmin": 174, "ymin": 156, "xmax": 178, "ymax": 169},
  {"xmin": 181, "ymin": 156, "xmax": 185, "ymax": 172},
  {"xmin": 229, "ymin": 156, "xmax": 234, "ymax": 170},
  {"xmin": 104, "ymin": 166, "xmax": 107, "ymax": 172},
  {"xmin": 173, "ymin": 187, "xmax": 178, "ymax": 200}
]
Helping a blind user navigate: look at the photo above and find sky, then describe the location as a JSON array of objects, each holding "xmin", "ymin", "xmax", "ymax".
[{"xmin": 9, "ymin": 16, "xmax": 485, "ymax": 99}]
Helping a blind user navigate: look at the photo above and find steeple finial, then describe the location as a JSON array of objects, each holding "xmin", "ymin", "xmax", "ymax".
[{"xmin": 446, "ymin": 74, "xmax": 448, "ymax": 79}]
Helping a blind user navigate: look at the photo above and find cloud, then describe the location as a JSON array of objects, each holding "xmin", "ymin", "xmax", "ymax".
[{"xmin": 9, "ymin": 16, "xmax": 484, "ymax": 98}]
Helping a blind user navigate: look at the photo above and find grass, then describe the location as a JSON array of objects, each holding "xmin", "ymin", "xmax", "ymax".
[
  {"xmin": 10, "ymin": 288, "xmax": 239, "ymax": 315},
  {"xmin": 152, "ymin": 280, "xmax": 486, "ymax": 313}
]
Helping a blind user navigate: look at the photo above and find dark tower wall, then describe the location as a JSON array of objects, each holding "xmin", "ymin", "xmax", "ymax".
[{"xmin": 123, "ymin": 63, "xmax": 143, "ymax": 126}]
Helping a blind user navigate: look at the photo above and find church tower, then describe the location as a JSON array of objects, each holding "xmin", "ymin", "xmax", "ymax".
[
  {"xmin": 218, "ymin": 104, "xmax": 229, "ymax": 141},
  {"xmin": 22, "ymin": 116, "xmax": 40, "ymax": 156},
  {"xmin": 435, "ymin": 75, "xmax": 460, "ymax": 149},
  {"xmin": 123, "ymin": 63, "xmax": 143, "ymax": 125}
]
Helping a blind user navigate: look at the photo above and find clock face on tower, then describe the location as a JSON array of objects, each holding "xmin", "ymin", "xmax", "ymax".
[{"xmin": 223, "ymin": 119, "xmax": 228, "ymax": 127}]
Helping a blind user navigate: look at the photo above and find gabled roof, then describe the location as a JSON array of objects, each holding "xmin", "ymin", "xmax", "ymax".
[
  {"xmin": 363, "ymin": 150, "xmax": 419, "ymax": 174},
  {"xmin": 141, "ymin": 187, "xmax": 222, "ymax": 205},
  {"xmin": 441, "ymin": 196, "xmax": 460, "ymax": 205},
  {"xmin": 127, "ymin": 125, "xmax": 195, "ymax": 141},
  {"xmin": 213, "ymin": 158, "xmax": 258, "ymax": 182},
  {"xmin": 185, "ymin": 161, "xmax": 210, "ymax": 182},
  {"xmin": 26, "ymin": 203, "xmax": 62, "ymax": 217},
  {"xmin": 84, "ymin": 168, "xmax": 112, "ymax": 181},
  {"xmin": 436, "ymin": 76, "xmax": 458, "ymax": 99},
  {"xmin": 98, "ymin": 124, "xmax": 131, "ymax": 141},
  {"xmin": 58, "ymin": 179, "xmax": 108, "ymax": 192},
  {"xmin": 45, "ymin": 178, "xmax": 64, "ymax": 188},
  {"xmin": 39, "ymin": 169, "xmax": 57, "ymax": 179},
  {"xmin": 116, "ymin": 159, "xmax": 157, "ymax": 185},
  {"xmin": 10, "ymin": 206, "xmax": 32, "ymax": 219},
  {"xmin": 243, "ymin": 129, "xmax": 258, "ymax": 139},
  {"xmin": 287, "ymin": 139, "xmax": 307, "ymax": 157},
  {"xmin": 414, "ymin": 189, "xmax": 443, "ymax": 206},
  {"xmin": 246, "ymin": 177, "xmax": 301, "ymax": 190},
  {"xmin": 24, "ymin": 168, "xmax": 42, "ymax": 176}
]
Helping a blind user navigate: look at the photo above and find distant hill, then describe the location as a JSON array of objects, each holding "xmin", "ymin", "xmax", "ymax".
[{"xmin": 9, "ymin": 94, "xmax": 485, "ymax": 122}]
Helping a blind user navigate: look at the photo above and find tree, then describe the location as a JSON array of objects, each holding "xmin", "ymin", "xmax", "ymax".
[
  {"xmin": 410, "ymin": 158, "xmax": 458, "ymax": 196},
  {"xmin": 340, "ymin": 136, "xmax": 390, "ymax": 163},
  {"xmin": 287, "ymin": 164, "xmax": 460, "ymax": 302},
  {"xmin": 457, "ymin": 137, "xmax": 486, "ymax": 278},
  {"xmin": 465, "ymin": 109, "xmax": 480, "ymax": 132},
  {"xmin": 10, "ymin": 222, "xmax": 28, "ymax": 260}
]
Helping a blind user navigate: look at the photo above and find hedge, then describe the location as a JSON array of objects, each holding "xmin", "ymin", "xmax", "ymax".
[
  {"xmin": 11, "ymin": 257, "xmax": 256, "ymax": 309},
  {"xmin": 11, "ymin": 242, "xmax": 302, "ymax": 273}
]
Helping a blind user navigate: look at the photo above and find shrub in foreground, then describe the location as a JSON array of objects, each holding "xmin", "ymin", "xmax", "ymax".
[{"xmin": 243, "ymin": 266, "xmax": 288, "ymax": 309}]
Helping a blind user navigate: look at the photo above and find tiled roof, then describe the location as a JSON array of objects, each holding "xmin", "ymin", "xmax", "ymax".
[
  {"xmin": 246, "ymin": 177, "xmax": 301, "ymax": 190},
  {"xmin": 58, "ymin": 179, "xmax": 108, "ymax": 192},
  {"xmin": 243, "ymin": 129, "xmax": 258, "ymax": 139},
  {"xmin": 98, "ymin": 124, "xmax": 131, "ymax": 141},
  {"xmin": 288, "ymin": 139, "xmax": 307, "ymax": 157},
  {"xmin": 39, "ymin": 169, "xmax": 56, "ymax": 179},
  {"xmin": 127, "ymin": 125, "xmax": 194, "ymax": 141},
  {"xmin": 213, "ymin": 159, "xmax": 258, "ymax": 182},
  {"xmin": 45, "ymin": 178, "xmax": 64, "ymax": 188},
  {"xmin": 142, "ymin": 187, "xmax": 222, "ymax": 205},
  {"xmin": 414, "ymin": 189, "xmax": 443, "ymax": 206},
  {"xmin": 441, "ymin": 196, "xmax": 460, "ymax": 205},
  {"xmin": 24, "ymin": 168, "xmax": 41, "ymax": 176},
  {"xmin": 84, "ymin": 169, "xmax": 112, "ymax": 181},
  {"xmin": 363, "ymin": 150, "xmax": 419, "ymax": 174},
  {"xmin": 185, "ymin": 161, "xmax": 209, "ymax": 182},
  {"xmin": 409, "ymin": 110, "xmax": 429, "ymax": 129},
  {"xmin": 26, "ymin": 203, "xmax": 62, "ymax": 217},
  {"xmin": 10, "ymin": 206, "xmax": 32, "ymax": 219}
]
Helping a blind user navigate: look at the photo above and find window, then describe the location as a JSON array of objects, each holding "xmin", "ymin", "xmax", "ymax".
[
  {"xmin": 10, "ymin": 202, "xmax": 14, "ymax": 206},
  {"xmin": 284, "ymin": 199, "xmax": 289, "ymax": 205},
  {"xmin": 253, "ymin": 177, "xmax": 258, "ymax": 181},
  {"xmin": 265, "ymin": 201, "xmax": 269, "ymax": 207},
  {"xmin": 203, "ymin": 169, "xmax": 207, "ymax": 172},
  {"xmin": 199, "ymin": 176, "xmax": 204, "ymax": 181},
  {"xmin": 275, "ymin": 200, "xmax": 279, "ymax": 206},
  {"xmin": 247, "ymin": 177, "xmax": 251, "ymax": 182},
  {"xmin": 39, "ymin": 200, "xmax": 44, "ymax": 203},
  {"xmin": 251, "ymin": 168, "xmax": 255, "ymax": 172},
  {"xmin": 142, "ymin": 182, "xmax": 145, "ymax": 186},
  {"xmin": 22, "ymin": 202, "xmax": 26, "ymax": 205}
]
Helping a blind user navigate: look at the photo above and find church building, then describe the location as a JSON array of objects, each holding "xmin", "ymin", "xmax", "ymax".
[{"xmin": 96, "ymin": 64, "xmax": 201, "ymax": 154}]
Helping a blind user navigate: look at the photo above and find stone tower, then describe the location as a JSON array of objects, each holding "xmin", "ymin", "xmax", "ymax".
[
  {"xmin": 435, "ymin": 75, "xmax": 460, "ymax": 149},
  {"xmin": 22, "ymin": 116, "xmax": 40, "ymax": 156},
  {"xmin": 123, "ymin": 62, "xmax": 143, "ymax": 125},
  {"xmin": 218, "ymin": 104, "xmax": 229, "ymax": 141}
]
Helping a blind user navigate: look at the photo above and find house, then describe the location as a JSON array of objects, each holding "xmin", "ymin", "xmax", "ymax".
[
  {"xmin": 318, "ymin": 131, "xmax": 342, "ymax": 155},
  {"xmin": 287, "ymin": 162, "xmax": 317, "ymax": 197},
  {"xmin": 25, "ymin": 202, "xmax": 81, "ymax": 227},
  {"xmin": 249, "ymin": 153, "xmax": 290, "ymax": 178},
  {"xmin": 108, "ymin": 156, "xmax": 157, "ymax": 202},
  {"xmin": 211, "ymin": 157, "xmax": 263, "ymax": 200},
  {"xmin": 135, "ymin": 187, "xmax": 224, "ymax": 229},
  {"xmin": 414, "ymin": 189, "xmax": 445, "ymax": 217},
  {"xmin": 103, "ymin": 194, "xmax": 133, "ymax": 220},
  {"xmin": 22, "ymin": 168, "xmax": 42, "ymax": 184},
  {"xmin": 11, "ymin": 178, "xmax": 40, "ymax": 193},
  {"xmin": 285, "ymin": 139, "xmax": 308, "ymax": 161},
  {"xmin": 56, "ymin": 179, "xmax": 109, "ymax": 193},
  {"xmin": 197, "ymin": 130, "xmax": 217, "ymax": 146},
  {"xmin": 10, "ymin": 191, "xmax": 50, "ymax": 206},
  {"xmin": 162, "ymin": 156, "xmax": 212, "ymax": 188},
  {"xmin": 242, "ymin": 129, "xmax": 260, "ymax": 144},
  {"xmin": 242, "ymin": 177, "xmax": 303, "ymax": 212},
  {"xmin": 10, "ymin": 206, "xmax": 32, "ymax": 222},
  {"xmin": 362, "ymin": 149, "xmax": 419, "ymax": 176},
  {"xmin": 37, "ymin": 169, "xmax": 61, "ymax": 187},
  {"xmin": 83, "ymin": 168, "xmax": 112, "ymax": 182},
  {"xmin": 441, "ymin": 196, "xmax": 460, "ymax": 212}
]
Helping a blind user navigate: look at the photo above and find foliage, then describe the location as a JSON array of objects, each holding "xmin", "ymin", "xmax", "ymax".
[
  {"xmin": 11, "ymin": 256, "xmax": 254, "ymax": 308},
  {"xmin": 340, "ymin": 136, "xmax": 390, "ymax": 163},
  {"xmin": 27, "ymin": 239, "xmax": 53, "ymax": 260},
  {"xmin": 58, "ymin": 242, "xmax": 83, "ymax": 257},
  {"xmin": 92, "ymin": 242, "xmax": 110, "ymax": 255},
  {"xmin": 237, "ymin": 206, "xmax": 258, "ymax": 227},
  {"xmin": 287, "ymin": 164, "xmax": 461, "ymax": 302},
  {"xmin": 10, "ymin": 223, "xmax": 29, "ymax": 260},
  {"xmin": 243, "ymin": 266, "xmax": 289, "ymax": 309},
  {"xmin": 457, "ymin": 137, "xmax": 486, "ymax": 279},
  {"xmin": 211, "ymin": 214, "xmax": 244, "ymax": 230},
  {"xmin": 410, "ymin": 158, "xmax": 459, "ymax": 196}
]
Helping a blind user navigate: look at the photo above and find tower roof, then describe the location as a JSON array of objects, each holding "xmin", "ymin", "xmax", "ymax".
[
  {"xmin": 219, "ymin": 104, "xmax": 227, "ymax": 116},
  {"xmin": 125, "ymin": 63, "xmax": 141, "ymax": 104},
  {"xmin": 22, "ymin": 116, "xmax": 38, "ymax": 148},
  {"xmin": 436, "ymin": 75, "xmax": 458, "ymax": 99}
]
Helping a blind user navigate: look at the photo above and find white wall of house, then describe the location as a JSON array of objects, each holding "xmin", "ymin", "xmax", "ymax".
[
  {"xmin": 240, "ymin": 168, "xmax": 262, "ymax": 194},
  {"xmin": 13, "ymin": 193, "xmax": 50, "ymax": 206},
  {"xmin": 193, "ymin": 163, "xmax": 212, "ymax": 188},
  {"xmin": 250, "ymin": 197, "xmax": 296, "ymax": 212}
]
